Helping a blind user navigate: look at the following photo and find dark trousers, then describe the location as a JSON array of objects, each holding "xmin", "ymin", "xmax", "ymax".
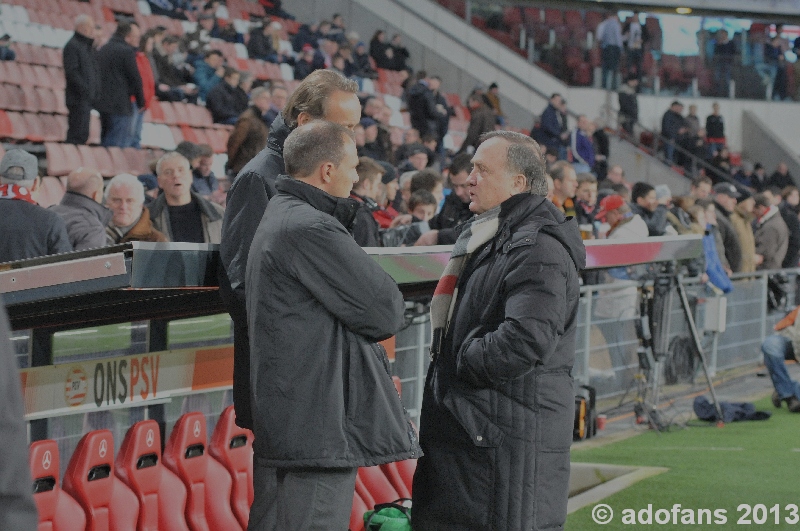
[
  {"xmin": 248, "ymin": 464, "xmax": 357, "ymax": 531},
  {"xmin": 100, "ymin": 111, "xmax": 134, "ymax": 148},
  {"xmin": 66, "ymin": 101, "xmax": 92, "ymax": 144},
  {"xmin": 601, "ymin": 45, "xmax": 621, "ymax": 90}
]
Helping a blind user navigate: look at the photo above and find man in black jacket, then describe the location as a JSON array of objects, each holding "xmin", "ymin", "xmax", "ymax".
[
  {"xmin": 220, "ymin": 70, "xmax": 361, "ymax": 429},
  {"xmin": 416, "ymin": 153, "xmax": 474, "ymax": 246},
  {"xmin": 713, "ymin": 182, "xmax": 744, "ymax": 273},
  {"xmin": 661, "ymin": 100, "xmax": 686, "ymax": 163},
  {"xmin": 95, "ymin": 21, "xmax": 144, "ymax": 148},
  {"xmin": 407, "ymin": 75, "xmax": 447, "ymax": 139},
  {"xmin": 245, "ymin": 121, "xmax": 419, "ymax": 530},
  {"xmin": 0, "ymin": 149, "xmax": 72, "ymax": 263},
  {"xmin": 205, "ymin": 67, "xmax": 248, "ymax": 125},
  {"xmin": 413, "ymin": 131, "xmax": 585, "ymax": 530},
  {"xmin": 350, "ymin": 156, "xmax": 383, "ymax": 247},
  {"xmin": 63, "ymin": 15, "xmax": 100, "ymax": 144},
  {"xmin": 50, "ymin": 168, "xmax": 111, "ymax": 250}
]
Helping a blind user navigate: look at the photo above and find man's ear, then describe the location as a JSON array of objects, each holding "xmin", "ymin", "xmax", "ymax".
[
  {"xmin": 320, "ymin": 162, "xmax": 334, "ymax": 184},
  {"xmin": 514, "ymin": 174, "xmax": 527, "ymax": 193},
  {"xmin": 296, "ymin": 112, "xmax": 312, "ymax": 127},
  {"xmin": 30, "ymin": 176, "xmax": 41, "ymax": 192}
]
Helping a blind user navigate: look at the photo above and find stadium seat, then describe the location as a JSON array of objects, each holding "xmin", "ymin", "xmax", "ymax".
[
  {"xmin": 141, "ymin": 122, "xmax": 176, "ymax": 150},
  {"xmin": 208, "ymin": 405, "xmax": 253, "ymax": 529},
  {"xmin": 122, "ymin": 147, "xmax": 149, "ymax": 175},
  {"xmin": 350, "ymin": 491, "xmax": 368, "ymax": 531},
  {"xmin": 356, "ymin": 466, "xmax": 401, "ymax": 507},
  {"xmin": 115, "ymin": 419, "xmax": 191, "ymax": 531},
  {"xmin": 0, "ymin": 83, "xmax": 25, "ymax": 111},
  {"xmin": 62, "ymin": 430, "xmax": 140, "ymax": 531},
  {"xmin": 0, "ymin": 109, "xmax": 15, "ymax": 139},
  {"xmin": 163, "ymin": 412, "xmax": 243, "ymax": 531},
  {"xmin": 39, "ymin": 113, "xmax": 64, "ymax": 142},
  {"xmin": 29, "ymin": 440, "xmax": 87, "ymax": 531},
  {"xmin": 44, "ymin": 143, "xmax": 76, "ymax": 176}
]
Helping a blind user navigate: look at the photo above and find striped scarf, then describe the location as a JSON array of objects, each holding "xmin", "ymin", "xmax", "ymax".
[{"xmin": 429, "ymin": 205, "xmax": 501, "ymax": 359}]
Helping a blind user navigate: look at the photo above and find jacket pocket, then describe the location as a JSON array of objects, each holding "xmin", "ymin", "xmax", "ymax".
[{"xmin": 443, "ymin": 390, "xmax": 505, "ymax": 448}]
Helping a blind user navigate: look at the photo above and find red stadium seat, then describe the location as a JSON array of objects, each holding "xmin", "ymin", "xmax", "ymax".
[
  {"xmin": 187, "ymin": 105, "xmax": 213, "ymax": 128},
  {"xmin": 39, "ymin": 113, "xmax": 64, "ymax": 142},
  {"xmin": 350, "ymin": 491, "xmax": 368, "ymax": 531},
  {"xmin": 356, "ymin": 466, "xmax": 400, "ymax": 507},
  {"xmin": 115, "ymin": 419, "xmax": 191, "ymax": 531},
  {"xmin": 147, "ymin": 99, "xmax": 166, "ymax": 124},
  {"xmin": 93, "ymin": 147, "xmax": 116, "ymax": 177},
  {"xmin": 379, "ymin": 461, "xmax": 411, "ymax": 499},
  {"xmin": 63, "ymin": 430, "xmax": 140, "ymax": 531},
  {"xmin": 35, "ymin": 87, "xmax": 59, "ymax": 114},
  {"xmin": 172, "ymin": 102, "xmax": 192, "ymax": 126},
  {"xmin": 122, "ymin": 147, "xmax": 149, "ymax": 175},
  {"xmin": 0, "ymin": 83, "xmax": 25, "ymax": 111},
  {"xmin": 29, "ymin": 440, "xmax": 87, "ymax": 531},
  {"xmin": 208, "ymin": 406, "xmax": 254, "ymax": 529},
  {"xmin": 107, "ymin": 146, "xmax": 131, "ymax": 175},
  {"xmin": 354, "ymin": 473, "xmax": 374, "ymax": 510},
  {"xmin": 163, "ymin": 412, "xmax": 243, "ymax": 531},
  {"xmin": 19, "ymin": 112, "xmax": 44, "ymax": 142}
]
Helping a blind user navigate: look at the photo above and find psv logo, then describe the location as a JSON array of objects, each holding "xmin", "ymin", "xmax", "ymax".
[
  {"xmin": 99, "ymin": 439, "xmax": 108, "ymax": 458},
  {"xmin": 193, "ymin": 420, "xmax": 201, "ymax": 438},
  {"xmin": 42, "ymin": 450, "xmax": 52, "ymax": 470},
  {"xmin": 146, "ymin": 429, "xmax": 155, "ymax": 448}
]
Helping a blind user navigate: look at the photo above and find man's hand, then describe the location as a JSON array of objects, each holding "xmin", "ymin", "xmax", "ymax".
[
  {"xmin": 414, "ymin": 230, "xmax": 439, "ymax": 246},
  {"xmin": 755, "ymin": 254, "xmax": 764, "ymax": 266},
  {"xmin": 390, "ymin": 214, "xmax": 412, "ymax": 228}
]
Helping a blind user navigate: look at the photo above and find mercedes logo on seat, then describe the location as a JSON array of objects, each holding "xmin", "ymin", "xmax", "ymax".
[
  {"xmin": 193, "ymin": 420, "xmax": 201, "ymax": 438},
  {"xmin": 42, "ymin": 451, "xmax": 52, "ymax": 470},
  {"xmin": 99, "ymin": 440, "xmax": 108, "ymax": 458},
  {"xmin": 146, "ymin": 429, "xmax": 155, "ymax": 448}
]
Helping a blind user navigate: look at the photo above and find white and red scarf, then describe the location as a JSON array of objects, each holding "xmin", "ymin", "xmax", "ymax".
[
  {"xmin": 0, "ymin": 183, "xmax": 36, "ymax": 204},
  {"xmin": 429, "ymin": 205, "xmax": 500, "ymax": 359}
]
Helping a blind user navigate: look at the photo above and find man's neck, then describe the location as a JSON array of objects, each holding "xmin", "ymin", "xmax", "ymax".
[{"xmin": 166, "ymin": 194, "xmax": 192, "ymax": 207}]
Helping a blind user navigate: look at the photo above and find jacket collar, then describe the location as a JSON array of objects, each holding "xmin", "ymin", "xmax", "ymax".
[
  {"xmin": 59, "ymin": 191, "xmax": 113, "ymax": 225},
  {"xmin": 266, "ymin": 113, "xmax": 292, "ymax": 156},
  {"xmin": 149, "ymin": 191, "xmax": 222, "ymax": 222},
  {"xmin": 72, "ymin": 32, "xmax": 94, "ymax": 46},
  {"xmin": 276, "ymin": 175, "xmax": 359, "ymax": 230}
]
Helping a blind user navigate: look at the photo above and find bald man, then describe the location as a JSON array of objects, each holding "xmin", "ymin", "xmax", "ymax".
[
  {"xmin": 50, "ymin": 168, "xmax": 111, "ymax": 250},
  {"xmin": 63, "ymin": 14, "xmax": 100, "ymax": 144}
]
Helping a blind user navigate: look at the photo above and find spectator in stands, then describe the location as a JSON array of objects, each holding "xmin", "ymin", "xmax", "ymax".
[
  {"xmin": 349, "ymin": 157, "xmax": 383, "ymax": 247},
  {"xmin": 247, "ymin": 20, "xmax": 279, "ymax": 63},
  {"xmin": 484, "ymin": 82, "xmax": 505, "ymax": 126},
  {"xmin": 369, "ymin": 30, "xmax": 393, "ymax": 69},
  {"xmin": 261, "ymin": 0, "xmax": 294, "ymax": 20},
  {"xmin": 245, "ymin": 121, "xmax": 416, "ymax": 530},
  {"xmin": 50, "ymin": 168, "xmax": 111, "ymax": 251},
  {"xmin": 408, "ymin": 190, "xmax": 437, "ymax": 222},
  {"xmin": 734, "ymin": 161, "xmax": 756, "ymax": 192},
  {"xmin": 713, "ymin": 182, "xmax": 744, "ymax": 272},
  {"xmin": 598, "ymin": 194, "xmax": 648, "ymax": 239},
  {"xmin": 152, "ymin": 34, "xmax": 198, "ymax": 103},
  {"xmin": 661, "ymin": 101, "xmax": 686, "ymax": 163},
  {"xmin": 598, "ymin": 13, "xmax": 624, "ymax": 90},
  {"xmin": 0, "ymin": 150, "xmax": 72, "ymax": 262},
  {"xmin": 96, "ymin": 21, "xmax": 144, "ymax": 148},
  {"xmin": 690, "ymin": 175, "xmax": 713, "ymax": 200},
  {"xmin": 105, "ymin": 173, "xmax": 167, "ymax": 243},
  {"xmin": 389, "ymin": 34, "xmax": 410, "ymax": 71},
  {"xmin": 397, "ymin": 143, "xmax": 430, "ymax": 174},
  {"xmin": 0, "ymin": 34, "xmax": 15, "ymax": 61},
  {"xmin": 358, "ymin": 118, "xmax": 389, "ymax": 162},
  {"xmin": 351, "ymin": 40, "xmax": 376, "ymax": 79},
  {"xmin": 575, "ymin": 173, "xmax": 599, "ymax": 229},
  {"xmin": 713, "ymin": 30, "xmax": 736, "ymax": 97},
  {"xmin": 762, "ymin": 307, "xmax": 800, "ymax": 412},
  {"xmin": 205, "ymin": 67, "xmax": 247, "ymax": 124},
  {"xmin": 617, "ymin": 75, "xmax": 639, "ymax": 136},
  {"xmin": 291, "ymin": 21, "xmax": 319, "ymax": 52},
  {"xmin": 768, "ymin": 162, "xmax": 795, "ymax": 190},
  {"xmin": 371, "ymin": 163, "xmax": 398, "ymax": 227},
  {"xmin": 147, "ymin": 0, "xmax": 191, "ymax": 19},
  {"xmin": 191, "ymin": 144, "xmax": 223, "ymax": 202},
  {"xmin": 535, "ymin": 93, "xmax": 569, "ymax": 159},
  {"xmin": 729, "ymin": 191, "xmax": 757, "ymax": 273},
  {"xmin": 415, "ymin": 153, "xmax": 474, "ymax": 246},
  {"xmin": 753, "ymin": 192, "xmax": 789, "ymax": 270},
  {"xmin": 63, "ymin": 15, "xmax": 100, "ymax": 145},
  {"xmin": 183, "ymin": 13, "xmax": 215, "ymax": 62},
  {"xmin": 407, "ymin": 75, "xmax": 448, "ymax": 142},
  {"xmin": 455, "ymin": 94, "xmax": 496, "ymax": 156},
  {"xmin": 221, "ymin": 70, "xmax": 361, "ymax": 430},
  {"xmin": 410, "ymin": 168, "xmax": 445, "ymax": 208},
  {"xmin": 684, "ymin": 104, "xmax": 701, "ymax": 136},
  {"xmin": 779, "ymin": 186, "xmax": 800, "ymax": 268},
  {"xmin": 623, "ymin": 12, "xmax": 643, "ymax": 78},
  {"xmin": 705, "ymin": 102, "xmax": 726, "ymax": 157},
  {"xmin": 226, "ymin": 87, "xmax": 270, "ymax": 176},
  {"xmin": 751, "ymin": 163, "xmax": 769, "ymax": 192},
  {"xmin": 631, "ymin": 182, "xmax": 673, "ymax": 236},
  {"xmin": 550, "ymin": 161, "xmax": 578, "ymax": 217},
  {"xmin": 193, "ymin": 49, "xmax": 224, "ymax": 101},
  {"xmin": 132, "ymin": 31, "xmax": 158, "ymax": 149},
  {"xmin": 150, "ymin": 152, "xmax": 224, "ymax": 243},
  {"xmin": 710, "ymin": 146, "xmax": 732, "ymax": 179},
  {"xmin": 571, "ymin": 115, "xmax": 596, "ymax": 174},
  {"xmin": 686, "ymin": 203, "xmax": 733, "ymax": 292},
  {"xmin": 599, "ymin": 164, "xmax": 631, "ymax": 192},
  {"xmin": 698, "ymin": 197, "xmax": 733, "ymax": 275},
  {"xmin": 414, "ymin": 131, "xmax": 580, "ymax": 531},
  {"xmin": 263, "ymin": 84, "xmax": 287, "ymax": 127}
]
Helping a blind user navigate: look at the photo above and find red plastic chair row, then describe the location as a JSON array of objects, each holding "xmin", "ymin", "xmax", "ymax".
[
  {"xmin": 45, "ymin": 142, "xmax": 150, "ymax": 177},
  {"xmin": 145, "ymin": 100, "xmax": 214, "ymax": 129},
  {"xmin": 11, "ymin": 42, "xmax": 64, "ymax": 67},
  {"xmin": 0, "ymin": 84, "xmax": 68, "ymax": 115},
  {"xmin": 30, "ymin": 406, "xmax": 254, "ymax": 531},
  {"xmin": 170, "ymin": 126, "xmax": 230, "ymax": 154},
  {"xmin": 0, "ymin": 62, "xmax": 65, "ymax": 89}
]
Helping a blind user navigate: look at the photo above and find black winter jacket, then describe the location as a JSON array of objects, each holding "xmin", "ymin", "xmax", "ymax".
[
  {"xmin": 62, "ymin": 32, "xmax": 99, "ymax": 108},
  {"xmin": 205, "ymin": 81, "xmax": 248, "ymax": 124},
  {"xmin": 219, "ymin": 113, "xmax": 290, "ymax": 429},
  {"xmin": 714, "ymin": 202, "xmax": 743, "ymax": 273},
  {"xmin": 429, "ymin": 192, "xmax": 473, "ymax": 245},
  {"xmin": 49, "ymin": 191, "xmax": 112, "ymax": 251},
  {"xmin": 95, "ymin": 35, "xmax": 144, "ymax": 115},
  {"xmin": 246, "ymin": 176, "xmax": 421, "ymax": 467},
  {"xmin": 350, "ymin": 192, "xmax": 382, "ymax": 247},
  {"xmin": 413, "ymin": 193, "xmax": 585, "ymax": 531},
  {"xmin": 407, "ymin": 82, "xmax": 440, "ymax": 137},
  {"xmin": 0, "ymin": 198, "xmax": 73, "ymax": 263}
]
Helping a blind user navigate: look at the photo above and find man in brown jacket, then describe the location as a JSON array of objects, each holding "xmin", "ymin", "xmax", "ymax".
[
  {"xmin": 105, "ymin": 173, "xmax": 167, "ymax": 244},
  {"xmin": 455, "ymin": 94, "xmax": 496, "ymax": 155},
  {"xmin": 729, "ymin": 192, "xmax": 756, "ymax": 273},
  {"xmin": 754, "ymin": 192, "xmax": 789, "ymax": 270},
  {"xmin": 226, "ymin": 86, "xmax": 270, "ymax": 175}
]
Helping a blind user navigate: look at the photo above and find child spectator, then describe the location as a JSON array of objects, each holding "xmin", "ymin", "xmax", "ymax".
[{"xmin": 408, "ymin": 190, "xmax": 437, "ymax": 222}]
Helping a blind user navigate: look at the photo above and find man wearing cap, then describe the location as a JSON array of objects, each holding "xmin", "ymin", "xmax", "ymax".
[
  {"xmin": 105, "ymin": 173, "xmax": 167, "ymax": 244},
  {"xmin": 358, "ymin": 117, "xmax": 388, "ymax": 162},
  {"xmin": 596, "ymin": 194, "xmax": 648, "ymax": 239},
  {"xmin": 0, "ymin": 149, "xmax": 72, "ymax": 263},
  {"xmin": 50, "ymin": 168, "xmax": 111, "ymax": 251},
  {"xmin": 713, "ymin": 182, "xmax": 744, "ymax": 273},
  {"xmin": 753, "ymin": 192, "xmax": 789, "ymax": 271},
  {"xmin": 0, "ymin": 34, "xmax": 15, "ymax": 61},
  {"xmin": 63, "ymin": 15, "xmax": 99, "ymax": 145}
]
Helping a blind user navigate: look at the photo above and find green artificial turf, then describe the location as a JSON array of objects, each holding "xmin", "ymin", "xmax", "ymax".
[{"xmin": 567, "ymin": 398, "xmax": 800, "ymax": 530}]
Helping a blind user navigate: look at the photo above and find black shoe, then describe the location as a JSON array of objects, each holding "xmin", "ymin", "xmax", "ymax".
[
  {"xmin": 787, "ymin": 396, "xmax": 800, "ymax": 413},
  {"xmin": 772, "ymin": 391, "xmax": 782, "ymax": 408}
]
